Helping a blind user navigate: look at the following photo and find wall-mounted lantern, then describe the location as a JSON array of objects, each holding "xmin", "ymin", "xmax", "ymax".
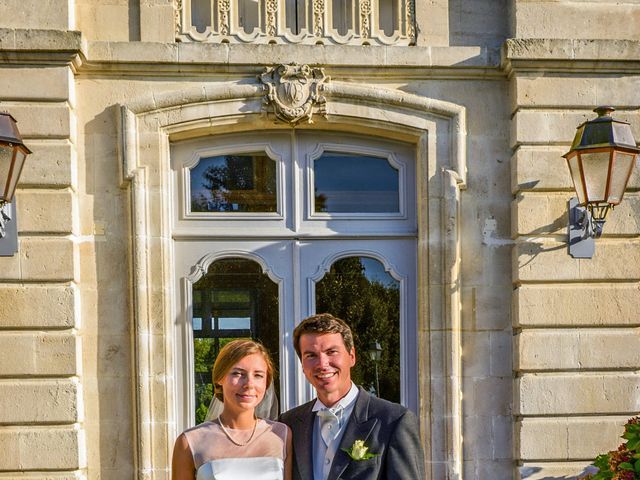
[
  {"xmin": 0, "ymin": 112, "xmax": 31, "ymax": 256},
  {"xmin": 563, "ymin": 107, "xmax": 639, "ymax": 258}
]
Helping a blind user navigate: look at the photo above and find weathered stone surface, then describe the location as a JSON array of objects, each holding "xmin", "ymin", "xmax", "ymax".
[
  {"xmin": 0, "ymin": 427, "xmax": 83, "ymax": 470},
  {"xmin": 516, "ymin": 373, "xmax": 640, "ymax": 415},
  {"xmin": 0, "ymin": 284, "xmax": 76, "ymax": 329},
  {"xmin": 15, "ymin": 190, "xmax": 74, "ymax": 234},
  {"xmin": 0, "ymin": 2, "xmax": 71, "ymax": 30},
  {"xmin": 512, "ymin": 193, "xmax": 640, "ymax": 236},
  {"xmin": 512, "ymin": 3, "xmax": 640, "ymax": 40},
  {"xmin": 18, "ymin": 238, "xmax": 76, "ymax": 282},
  {"xmin": 0, "ymin": 67, "xmax": 71, "ymax": 101},
  {"xmin": 510, "ymin": 146, "xmax": 640, "ymax": 193},
  {"xmin": 0, "ymin": 333, "xmax": 78, "ymax": 376},
  {"xmin": 8, "ymin": 104, "xmax": 72, "ymax": 140},
  {"xmin": 514, "ymin": 240, "xmax": 640, "ymax": 282},
  {"xmin": 511, "ymin": 110, "xmax": 640, "ymax": 148},
  {"xmin": 516, "ymin": 416, "xmax": 629, "ymax": 461},
  {"xmin": 515, "ymin": 329, "xmax": 640, "ymax": 371},
  {"xmin": 514, "ymin": 283, "xmax": 640, "ymax": 327},
  {"xmin": 0, "ymin": 380, "xmax": 78, "ymax": 424},
  {"xmin": 518, "ymin": 462, "xmax": 596, "ymax": 480},
  {"xmin": 17, "ymin": 141, "xmax": 76, "ymax": 188}
]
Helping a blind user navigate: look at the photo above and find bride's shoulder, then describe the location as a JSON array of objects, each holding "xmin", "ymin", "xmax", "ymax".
[{"xmin": 261, "ymin": 418, "xmax": 289, "ymax": 436}]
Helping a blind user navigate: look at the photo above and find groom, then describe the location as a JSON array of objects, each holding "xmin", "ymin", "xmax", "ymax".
[{"xmin": 280, "ymin": 313, "xmax": 425, "ymax": 480}]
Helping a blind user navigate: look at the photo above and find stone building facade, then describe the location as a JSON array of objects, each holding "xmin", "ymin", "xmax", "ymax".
[{"xmin": 0, "ymin": 1, "xmax": 639, "ymax": 479}]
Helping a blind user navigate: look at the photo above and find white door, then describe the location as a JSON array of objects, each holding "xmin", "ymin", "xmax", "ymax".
[{"xmin": 171, "ymin": 130, "xmax": 417, "ymax": 431}]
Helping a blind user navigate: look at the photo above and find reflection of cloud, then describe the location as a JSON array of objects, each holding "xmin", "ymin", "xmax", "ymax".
[{"xmin": 361, "ymin": 257, "xmax": 398, "ymax": 287}]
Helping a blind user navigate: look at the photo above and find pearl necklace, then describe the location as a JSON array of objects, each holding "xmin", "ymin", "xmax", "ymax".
[{"xmin": 217, "ymin": 416, "xmax": 258, "ymax": 447}]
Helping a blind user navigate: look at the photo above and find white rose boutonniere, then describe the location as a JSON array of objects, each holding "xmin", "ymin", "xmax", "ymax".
[{"xmin": 342, "ymin": 440, "xmax": 379, "ymax": 461}]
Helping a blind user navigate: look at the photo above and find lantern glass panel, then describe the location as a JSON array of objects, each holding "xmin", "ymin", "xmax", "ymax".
[
  {"xmin": 567, "ymin": 154, "xmax": 586, "ymax": 204},
  {"xmin": 607, "ymin": 151, "xmax": 636, "ymax": 204},
  {"xmin": 0, "ymin": 145, "xmax": 14, "ymax": 201},
  {"xmin": 5, "ymin": 148, "xmax": 26, "ymax": 203},
  {"xmin": 580, "ymin": 150, "xmax": 611, "ymax": 203}
]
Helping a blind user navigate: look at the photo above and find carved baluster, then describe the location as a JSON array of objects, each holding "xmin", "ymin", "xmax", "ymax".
[
  {"xmin": 175, "ymin": 0, "xmax": 183, "ymax": 37},
  {"xmin": 219, "ymin": 0, "xmax": 230, "ymax": 35},
  {"xmin": 406, "ymin": 0, "xmax": 415, "ymax": 43},
  {"xmin": 360, "ymin": 0, "xmax": 371, "ymax": 39},
  {"xmin": 265, "ymin": 0, "xmax": 278, "ymax": 36},
  {"xmin": 313, "ymin": 0, "xmax": 326, "ymax": 38}
]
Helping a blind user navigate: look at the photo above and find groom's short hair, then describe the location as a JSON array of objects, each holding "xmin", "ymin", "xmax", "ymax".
[{"xmin": 293, "ymin": 313, "xmax": 355, "ymax": 358}]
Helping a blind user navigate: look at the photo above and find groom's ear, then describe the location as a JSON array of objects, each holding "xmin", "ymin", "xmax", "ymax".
[{"xmin": 349, "ymin": 347, "xmax": 356, "ymax": 366}]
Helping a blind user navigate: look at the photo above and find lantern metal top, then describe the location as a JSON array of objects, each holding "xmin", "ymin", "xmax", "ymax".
[
  {"xmin": 564, "ymin": 106, "xmax": 640, "ymax": 156},
  {"xmin": 0, "ymin": 112, "xmax": 31, "ymax": 154}
]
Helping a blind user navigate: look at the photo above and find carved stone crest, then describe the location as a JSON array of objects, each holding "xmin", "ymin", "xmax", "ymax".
[{"xmin": 259, "ymin": 63, "xmax": 329, "ymax": 125}]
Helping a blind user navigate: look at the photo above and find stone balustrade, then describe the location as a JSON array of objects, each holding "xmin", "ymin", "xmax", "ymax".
[{"xmin": 176, "ymin": 0, "xmax": 415, "ymax": 45}]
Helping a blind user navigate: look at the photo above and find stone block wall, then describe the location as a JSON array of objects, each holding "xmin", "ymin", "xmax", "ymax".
[
  {"xmin": 506, "ymin": 38, "xmax": 640, "ymax": 479},
  {"xmin": 0, "ymin": 31, "xmax": 85, "ymax": 478}
]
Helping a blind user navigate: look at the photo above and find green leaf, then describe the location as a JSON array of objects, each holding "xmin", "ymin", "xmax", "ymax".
[
  {"xmin": 628, "ymin": 439, "xmax": 640, "ymax": 451},
  {"xmin": 619, "ymin": 461, "xmax": 634, "ymax": 471},
  {"xmin": 634, "ymin": 458, "xmax": 640, "ymax": 473}
]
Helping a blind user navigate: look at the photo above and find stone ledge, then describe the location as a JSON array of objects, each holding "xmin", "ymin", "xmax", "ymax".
[
  {"xmin": 515, "ymin": 328, "xmax": 640, "ymax": 371},
  {"xmin": 514, "ymin": 240, "xmax": 640, "ymax": 282},
  {"xmin": 0, "ymin": 379, "xmax": 79, "ymax": 423},
  {"xmin": 0, "ymin": 426, "xmax": 84, "ymax": 470},
  {"xmin": 0, "ymin": 333, "xmax": 78, "ymax": 376},
  {"xmin": 503, "ymin": 38, "xmax": 640, "ymax": 73},
  {"xmin": 512, "ymin": 193, "xmax": 640, "ymax": 237},
  {"xmin": 513, "ymin": 284, "xmax": 640, "ymax": 327},
  {"xmin": 516, "ymin": 416, "xmax": 629, "ymax": 461},
  {"xmin": 516, "ymin": 372, "xmax": 640, "ymax": 415}
]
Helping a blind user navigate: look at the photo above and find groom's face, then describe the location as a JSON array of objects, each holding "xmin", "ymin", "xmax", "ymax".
[{"xmin": 299, "ymin": 332, "xmax": 356, "ymax": 407}]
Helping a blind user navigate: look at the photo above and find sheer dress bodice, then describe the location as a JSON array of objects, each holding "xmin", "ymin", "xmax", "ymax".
[{"xmin": 183, "ymin": 419, "xmax": 287, "ymax": 480}]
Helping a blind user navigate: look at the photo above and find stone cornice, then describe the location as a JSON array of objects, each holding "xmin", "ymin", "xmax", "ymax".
[
  {"xmin": 502, "ymin": 38, "xmax": 640, "ymax": 75},
  {"xmin": 4, "ymin": 29, "xmax": 640, "ymax": 78},
  {"xmin": 0, "ymin": 28, "xmax": 83, "ymax": 68}
]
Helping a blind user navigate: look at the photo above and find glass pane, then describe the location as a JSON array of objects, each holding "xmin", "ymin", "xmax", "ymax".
[
  {"xmin": 191, "ymin": 0, "xmax": 211, "ymax": 33},
  {"xmin": 191, "ymin": 258, "xmax": 279, "ymax": 423},
  {"xmin": 377, "ymin": 0, "xmax": 397, "ymax": 36},
  {"xmin": 314, "ymin": 152, "xmax": 400, "ymax": 213},
  {"xmin": 0, "ymin": 146, "xmax": 13, "ymax": 200},
  {"xmin": 315, "ymin": 256, "xmax": 400, "ymax": 402},
  {"xmin": 581, "ymin": 151, "xmax": 610, "ymax": 203},
  {"xmin": 607, "ymin": 152, "xmax": 635, "ymax": 204},
  {"xmin": 285, "ymin": 0, "xmax": 307, "ymax": 34},
  {"xmin": 190, "ymin": 154, "xmax": 277, "ymax": 213},
  {"xmin": 238, "ymin": 0, "xmax": 260, "ymax": 33},
  {"xmin": 331, "ymin": 0, "xmax": 353, "ymax": 36},
  {"xmin": 219, "ymin": 316, "xmax": 251, "ymax": 329},
  {"xmin": 567, "ymin": 155, "xmax": 585, "ymax": 204}
]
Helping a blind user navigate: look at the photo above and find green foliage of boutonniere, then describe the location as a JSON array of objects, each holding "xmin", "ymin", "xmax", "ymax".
[{"xmin": 342, "ymin": 440, "xmax": 379, "ymax": 461}]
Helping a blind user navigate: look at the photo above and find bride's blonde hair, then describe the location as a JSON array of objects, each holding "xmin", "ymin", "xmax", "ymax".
[{"xmin": 212, "ymin": 339, "xmax": 274, "ymax": 402}]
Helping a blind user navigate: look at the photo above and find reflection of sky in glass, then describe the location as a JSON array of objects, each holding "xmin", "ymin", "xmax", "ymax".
[
  {"xmin": 218, "ymin": 317, "xmax": 251, "ymax": 329},
  {"xmin": 190, "ymin": 156, "xmax": 227, "ymax": 200},
  {"xmin": 192, "ymin": 317, "xmax": 203, "ymax": 330},
  {"xmin": 314, "ymin": 153, "xmax": 399, "ymax": 212},
  {"xmin": 360, "ymin": 257, "xmax": 398, "ymax": 287}
]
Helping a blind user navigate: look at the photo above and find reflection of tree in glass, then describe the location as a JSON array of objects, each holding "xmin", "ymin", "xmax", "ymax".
[
  {"xmin": 316, "ymin": 257, "xmax": 400, "ymax": 403},
  {"xmin": 191, "ymin": 258, "xmax": 280, "ymax": 424},
  {"xmin": 191, "ymin": 155, "xmax": 277, "ymax": 212}
]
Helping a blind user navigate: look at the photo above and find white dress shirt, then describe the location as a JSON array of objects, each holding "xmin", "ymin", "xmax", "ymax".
[{"xmin": 311, "ymin": 383, "xmax": 359, "ymax": 480}]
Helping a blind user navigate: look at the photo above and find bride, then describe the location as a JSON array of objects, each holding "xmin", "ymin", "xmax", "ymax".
[{"xmin": 172, "ymin": 339, "xmax": 292, "ymax": 480}]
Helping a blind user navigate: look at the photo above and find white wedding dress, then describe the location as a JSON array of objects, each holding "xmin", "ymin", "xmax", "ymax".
[{"xmin": 183, "ymin": 419, "xmax": 287, "ymax": 480}]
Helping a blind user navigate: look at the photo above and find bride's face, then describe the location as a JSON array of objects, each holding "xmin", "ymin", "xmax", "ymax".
[{"xmin": 221, "ymin": 353, "xmax": 268, "ymax": 411}]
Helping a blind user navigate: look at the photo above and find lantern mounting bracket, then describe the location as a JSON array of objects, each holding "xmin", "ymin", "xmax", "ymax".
[{"xmin": 568, "ymin": 197, "xmax": 608, "ymax": 258}]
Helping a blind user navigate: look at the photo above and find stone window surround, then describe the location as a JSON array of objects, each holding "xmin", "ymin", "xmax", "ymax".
[{"xmin": 118, "ymin": 80, "xmax": 467, "ymax": 479}]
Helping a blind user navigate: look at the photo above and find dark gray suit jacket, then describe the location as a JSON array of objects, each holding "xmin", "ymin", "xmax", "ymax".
[{"xmin": 280, "ymin": 387, "xmax": 425, "ymax": 480}]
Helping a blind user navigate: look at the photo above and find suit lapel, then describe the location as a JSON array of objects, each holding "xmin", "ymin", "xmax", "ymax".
[
  {"xmin": 329, "ymin": 388, "xmax": 378, "ymax": 480},
  {"xmin": 291, "ymin": 403, "xmax": 315, "ymax": 480}
]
